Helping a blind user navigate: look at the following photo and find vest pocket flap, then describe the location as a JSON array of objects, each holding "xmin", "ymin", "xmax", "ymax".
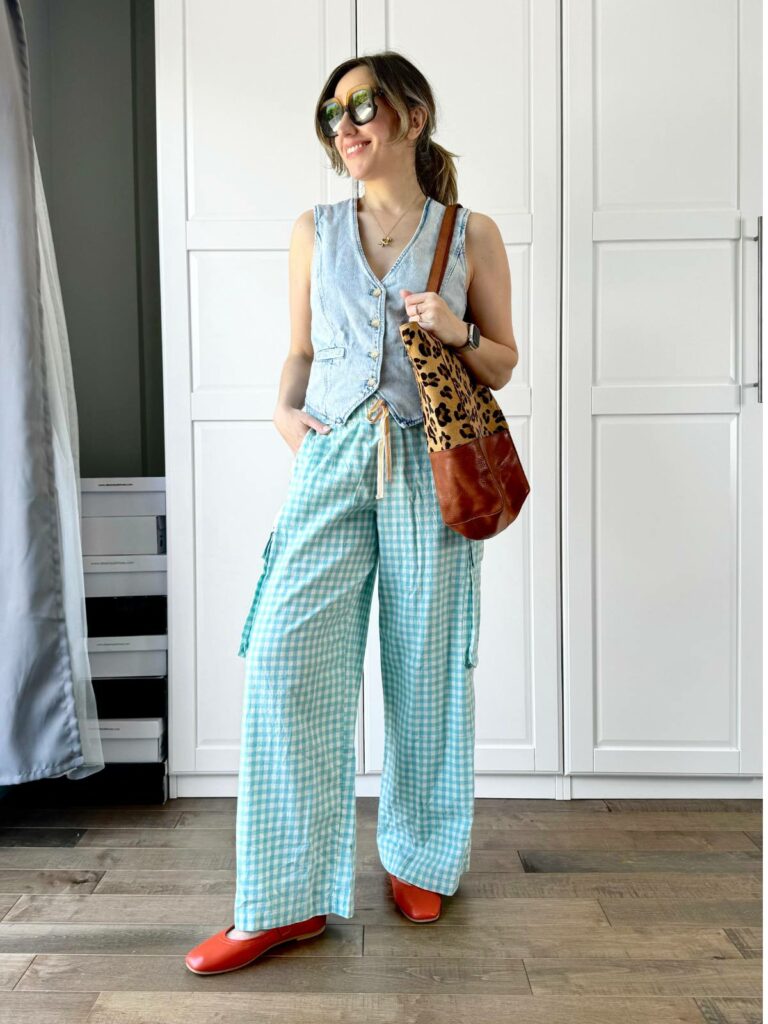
[{"xmin": 313, "ymin": 345, "xmax": 346, "ymax": 361}]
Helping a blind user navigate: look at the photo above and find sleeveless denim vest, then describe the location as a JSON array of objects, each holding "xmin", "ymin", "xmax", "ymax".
[{"xmin": 303, "ymin": 195, "xmax": 471, "ymax": 429}]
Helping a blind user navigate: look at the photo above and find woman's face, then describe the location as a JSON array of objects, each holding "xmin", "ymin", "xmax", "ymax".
[{"xmin": 331, "ymin": 70, "xmax": 408, "ymax": 180}]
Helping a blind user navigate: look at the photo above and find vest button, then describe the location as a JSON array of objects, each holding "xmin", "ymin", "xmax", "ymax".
[
  {"xmin": 369, "ymin": 349, "xmax": 378, "ymax": 358},
  {"xmin": 370, "ymin": 318, "xmax": 380, "ymax": 327},
  {"xmin": 367, "ymin": 377, "xmax": 376, "ymax": 386},
  {"xmin": 372, "ymin": 287, "xmax": 382, "ymax": 296}
]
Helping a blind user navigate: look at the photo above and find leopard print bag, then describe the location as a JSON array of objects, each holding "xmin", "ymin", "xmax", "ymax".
[{"xmin": 400, "ymin": 203, "xmax": 530, "ymax": 539}]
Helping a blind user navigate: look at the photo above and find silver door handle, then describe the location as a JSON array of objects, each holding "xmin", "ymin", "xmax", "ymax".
[{"xmin": 743, "ymin": 214, "xmax": 762, "ymax": 403}]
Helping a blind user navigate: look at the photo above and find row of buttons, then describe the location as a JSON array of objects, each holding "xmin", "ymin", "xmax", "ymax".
[
  {"xmin": 368, "ymin": 285, "xmax": 383, "ymax": 387},
  {"xmin": 325, "ymin": 287, "xmax": 388, "ymax": 424}
]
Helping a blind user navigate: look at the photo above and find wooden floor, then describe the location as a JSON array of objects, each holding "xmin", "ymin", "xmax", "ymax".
[{"xmin": 0, "ymin": 796, "xmax": 762, "ymax": 1023}]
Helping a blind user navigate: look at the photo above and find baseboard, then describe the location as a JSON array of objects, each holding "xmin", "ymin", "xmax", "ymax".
[{"xmin": 170, "ymin": 772, "xmax": 762, "ymax": 800}]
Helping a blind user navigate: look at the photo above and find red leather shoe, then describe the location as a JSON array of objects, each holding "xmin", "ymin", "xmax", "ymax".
[
  {"xmin": 388, "ymin": 872, "xmax": 442, "ymax": 922},
  {"xmin": 185, "ymin": 915, "xmax": 327, "ymax": 975}
]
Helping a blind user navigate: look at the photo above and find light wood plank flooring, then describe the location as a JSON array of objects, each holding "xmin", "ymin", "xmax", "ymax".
[{"xmin": 0, "ymin": 796, "xmax": 761, "ymax": 1023}]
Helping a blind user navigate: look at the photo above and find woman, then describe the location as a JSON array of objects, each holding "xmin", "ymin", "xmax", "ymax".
[{"xmin": 186, "ymin": 50, "xmax": 517, "ymax": 976}]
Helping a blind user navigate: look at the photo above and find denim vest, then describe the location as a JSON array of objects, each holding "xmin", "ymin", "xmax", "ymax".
[{"xmin": 302, "ymin": 195, "xmax": 471, "ymax": 429}]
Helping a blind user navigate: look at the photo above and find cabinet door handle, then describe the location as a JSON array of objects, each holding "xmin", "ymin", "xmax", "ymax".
[{"xmin": 743, "ymin": 215, "xmax": 762, "ymax": 403}]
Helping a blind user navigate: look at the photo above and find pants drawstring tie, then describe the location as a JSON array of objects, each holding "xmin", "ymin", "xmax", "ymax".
[{"xmin": 366, "ymin": 398, "xmax": 392, "ymax": 499}]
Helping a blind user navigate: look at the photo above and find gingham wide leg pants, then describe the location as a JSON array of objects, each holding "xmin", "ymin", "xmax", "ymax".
[{"xmin": 233, "ymin": 395, "xmax": 484, "ymax": 930}]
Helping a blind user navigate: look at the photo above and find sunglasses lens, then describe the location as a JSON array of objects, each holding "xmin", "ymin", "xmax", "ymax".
[
  {"xmin": 349, "ymin": 87, "xmax": 376, "ymax": 124},
  {"xmin": 319, "ymin": 100, "xmax": 343, "ymax": 137}
]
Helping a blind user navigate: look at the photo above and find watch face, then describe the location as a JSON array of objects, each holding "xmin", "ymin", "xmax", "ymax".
[{"xmin": 470, "ymin": 323, "xmax": 480, "ymax": 347}]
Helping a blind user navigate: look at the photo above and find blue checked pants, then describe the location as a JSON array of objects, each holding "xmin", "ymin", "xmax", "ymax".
[{"xmin": 234, "ymin": 395, "xmax": 484, "ymax": 929}]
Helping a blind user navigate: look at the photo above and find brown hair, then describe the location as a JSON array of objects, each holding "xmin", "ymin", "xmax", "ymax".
[{"xmin": 314, "ymin": 51, "xmax": 460, "ymax": 205}]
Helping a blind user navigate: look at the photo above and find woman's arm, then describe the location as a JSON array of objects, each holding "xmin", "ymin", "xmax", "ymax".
[
  {"xmin": 400, "ymin": 211, "xmax": 519, "ymax": 391},
  {"xmin": 274, "ymin": 209, "xmax": 330, "ymax": 449},
  {"xmin": 455, "ymin": 211, "xmax": 519, "ymax": 390}
]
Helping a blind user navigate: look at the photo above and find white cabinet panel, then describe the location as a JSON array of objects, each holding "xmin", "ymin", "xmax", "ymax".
[
  {"xmin": 193, "ymin": 421, "xmax": 291, "ymax": 770},
  {"xmin": 183, "ymin": 0, "xmax": 333, "ymax": 220},
  {"xmin": 564, "ymin": 0, "xmax": 762, "ymax": 776},
  {"xmin": 594, "ymin": 0, "xmax": 738, "ymax": 210},
  {"xmin": 189, "ymin": 251, "xmax": 289, "ymax": 398},
  {"xmin": 595, "ymin": 242, "xmax": 737, "ymax": 385},
  {"xmin": 157, "ymin": 0, "xmax": 760, "ymax": 796},
  {"xmin": 156, "ymin": 0, "xmax": 357, "ymax": 777},
  {"xmin": 358, "ymin": 0, "xmax": 561, "ymax": 775},
  {"xmin": 594, "ymin": 415, "xmax": 739, "ymax": 769}
]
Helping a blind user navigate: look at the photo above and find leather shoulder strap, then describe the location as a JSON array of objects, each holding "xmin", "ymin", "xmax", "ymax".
[{"xmin": 426, "ymin": 202, "xmax": 462, "ymax": 294}]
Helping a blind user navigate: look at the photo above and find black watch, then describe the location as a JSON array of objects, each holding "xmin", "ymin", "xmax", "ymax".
[{"xmin": 455, "ymin": 321, "xmax": 480, "ymax": 352}]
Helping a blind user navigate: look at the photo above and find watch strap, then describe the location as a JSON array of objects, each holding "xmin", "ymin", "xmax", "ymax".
[{"xmin": 455, "ymin": 321, "xmax": 477, "ymax": 351}]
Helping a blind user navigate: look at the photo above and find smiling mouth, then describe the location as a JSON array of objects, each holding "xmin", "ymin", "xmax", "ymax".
[{"xmin": 346, "ymin": 141, "xmax": 370, "ymax": 156}]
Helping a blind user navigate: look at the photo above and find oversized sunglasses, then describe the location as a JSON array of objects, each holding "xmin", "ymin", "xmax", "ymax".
[{"xmin": 317, "ymin": 85, "xmax": 386, "ymax": 138}]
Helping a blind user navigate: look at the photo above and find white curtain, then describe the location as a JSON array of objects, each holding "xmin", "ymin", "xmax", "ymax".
[
  {"xmin": 34, "ymin": 141, "xmax": 104, "ymax": 780},
  {"xmin": 0, "ymin": 0, "xmax": 103, "ymax": 784}
]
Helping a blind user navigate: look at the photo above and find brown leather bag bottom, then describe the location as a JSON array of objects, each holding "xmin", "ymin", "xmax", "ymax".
[{"xmin": 429, "ymin": 430, "xmax": 530, "ymax": 540}]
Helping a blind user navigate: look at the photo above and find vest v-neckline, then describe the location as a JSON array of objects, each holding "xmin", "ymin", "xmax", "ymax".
[{"xmin": 351, "ymin": 195, "xmax": 432, "ymax": 286}]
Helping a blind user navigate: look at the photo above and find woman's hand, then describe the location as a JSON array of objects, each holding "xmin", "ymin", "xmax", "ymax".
[
  {"xmin": 274, "ymin": 403, "xmax": 330, "ymax": 455},
  {"xmin": 400, "ymin": 289, "xmax": 466, "ymax": 348}
]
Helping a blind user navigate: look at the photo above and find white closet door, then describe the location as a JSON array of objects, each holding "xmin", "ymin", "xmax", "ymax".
[
  {"xmin": 358, "ymin": 0, "xmax": 562, "ymax": 779},
  {"xmin": 563, "ymin": 0, "xmax": 762, "ymax": 776},
  {"xmin": 156, "ymin": 0, "xmax": 364, "ymax": 790}
]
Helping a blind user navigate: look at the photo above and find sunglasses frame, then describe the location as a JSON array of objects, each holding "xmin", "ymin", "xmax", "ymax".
[{"xmin": 318, "ymin": 84, "xmax": 386, "ymax": 138}]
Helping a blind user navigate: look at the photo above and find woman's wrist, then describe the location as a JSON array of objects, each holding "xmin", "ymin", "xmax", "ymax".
[{"xmin": 441, "ymin": 318, "xmax": 468, "ymax": 349}]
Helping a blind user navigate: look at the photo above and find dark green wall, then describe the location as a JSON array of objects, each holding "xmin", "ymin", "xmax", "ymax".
[{"xmin": 20, "ymin": 0, "xmax": 163, "ymax": 477}]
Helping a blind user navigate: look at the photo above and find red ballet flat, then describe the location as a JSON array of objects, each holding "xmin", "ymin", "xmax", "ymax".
[
  {"xmin": 185, "ymin": 915, "xmax": 327, "ymax": 975},
  {"xmin": 388, "ymin": 872, "xmax": 442, "ymax": 922}
]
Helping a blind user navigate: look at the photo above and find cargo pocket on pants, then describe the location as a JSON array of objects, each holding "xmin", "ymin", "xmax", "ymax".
[
  {"xmin": 465, "ymin": 539, "xmax": 483, "ymax": 668},
  {"xmin": 237, "ymin": 528, "xmax": 276, "ymax": 658}
]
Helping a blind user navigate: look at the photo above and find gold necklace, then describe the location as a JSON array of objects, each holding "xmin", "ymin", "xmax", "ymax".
[{"xmin": 359, "ymin": 193, "xmax": 426, "ymax": 247}]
